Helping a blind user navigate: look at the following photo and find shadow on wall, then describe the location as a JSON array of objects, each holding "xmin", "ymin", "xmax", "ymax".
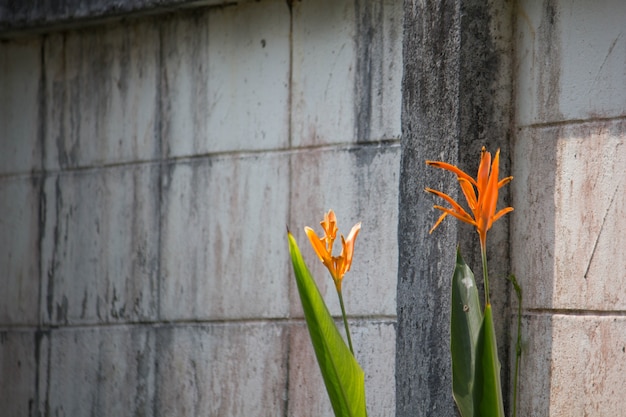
[{"xmin": 511, "ymin": 128, "xmax": 555, "ymax": 416}]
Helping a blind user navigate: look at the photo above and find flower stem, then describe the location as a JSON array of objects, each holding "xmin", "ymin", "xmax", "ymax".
[
  {"xmin": 480, "ymin": 243, "xmax": 490, "ymax": 306},
  {"xmin": 337, "ymin": 289, "xmax": 354, "ymax": 355}
]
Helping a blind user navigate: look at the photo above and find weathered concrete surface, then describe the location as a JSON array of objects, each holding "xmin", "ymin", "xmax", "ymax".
[
  {"xmin": 0, "ymin": 0, "xmax": 251, "ymax": 36},
  {"xmin": 0, "ymin": 330, "xmax": 40, "ymax": 416},
  {"xmin": 291, "ymin": 0, "xmax": 402, "ymax": 146},
  {"xmin": 0, "ymin": 37, "xmax": 41, "ymax": 175},
  {"xmin": 397, "ymin": 0, "xmax": 514, "ymax": 415},
  {"xmin": 161, "ymin": 1, "xmax": 291, "ymax": 157},
  {"xmin": 516, "ymin": 314, "xmax": 626, "ymax": 416},
  {"xmin": 0, "ymin": 0, "xmax": 402, "ymax": 415},
  {"xmin": 44, "ymin": 21, "xmax": 160, "ymax": 169},
  {"xmin": 155, "ymin": 322, "xmax": 288, "ymax": 416},
  {"xmin": 41, "ymin": 165, "xmax": 160, "ymax": 325},
  {"xmin": 45, "ymin": 326, "xmax": 156, "ymax": 416},
  {"xmin": 289, "ymin": 144, "xmax": 400, "ymax": 318},
  {"xmin": 160, "ymin": 153, "xmax": 291, "ymax": 321},
  {"xmin": 0, "ymin": 177, "xmax": 41, "ymax": 325},
  {"xmin": 512, "ymin": 120, "xmax": 626, "ymax": 310},
  {"xmin": 288, "ymin": 320, "xmax": 396, "ymax": 416},
  {"xmin": 515, "ymin": 0, "xmax": 626, "ymax": 126}
]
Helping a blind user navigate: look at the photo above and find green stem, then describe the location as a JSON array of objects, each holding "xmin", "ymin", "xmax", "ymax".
[
  {"xmin": 480, "ymin": 244, "xmax": 490, "ymax": 306},
  {"xmin": 337, "ymin": 289, "xmax": 354, "ymax": 355},
  {"xmin": 508, "ymin": 274, "xmax": 523, "ymax": 417}
]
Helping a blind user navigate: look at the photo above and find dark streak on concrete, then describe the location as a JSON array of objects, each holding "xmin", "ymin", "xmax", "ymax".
[{"xmin": 397, "ymin": 0, "xmax": 513, "ymax": 415}]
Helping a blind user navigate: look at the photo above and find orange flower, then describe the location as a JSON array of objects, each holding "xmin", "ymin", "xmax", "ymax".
[
  {"xmin": 426, "ymin": 147, "xmax": 513, "ymax": 248},
  {"xmin": 305, "ymin": 210, "xmax": 361, "ymax": 291}
]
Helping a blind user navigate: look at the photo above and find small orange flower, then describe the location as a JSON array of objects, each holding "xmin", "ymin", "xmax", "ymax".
[
  {"xmin": 305, "ymin": 210, "xmax": 361, "ymax": 291},
  {"xmin": 426, "ymin": 147, "xmax": 513, "ymax": 248}
]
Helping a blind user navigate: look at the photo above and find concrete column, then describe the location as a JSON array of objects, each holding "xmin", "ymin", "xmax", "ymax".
[{"xmin": 397, "ymin": 0, "xmax": 514, "ymax": 415}]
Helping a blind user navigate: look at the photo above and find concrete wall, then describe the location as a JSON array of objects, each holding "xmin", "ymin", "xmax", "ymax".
[
  {"xmin": 0, "ymin": 0, "xmax": 402, "ymax": 415},
  {"xmin": 512, "ymin": 0, "xmax": 626, "ymax": 415}
]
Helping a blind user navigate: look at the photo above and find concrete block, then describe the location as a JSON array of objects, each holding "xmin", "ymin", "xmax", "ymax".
[
  {"xmin": 516, "ymin": 314, "xmax": 626, "ymax": 416},
  {"xmin": 44, "ymin": 20, "xmax": 159, "ymax": 169},
  {"xmin": 161, "ymin": 0, "xmax": 290, "ymax": 157},
  {"xmin": 41, "ymin": 164, "xmax": 159, "ymax": 324},
  {"xmin": 516, "ymin": 0, "xmax": 626, "ymax": 125},
  {"xmin": 512, "ymin": 120, "xmax": 626, "ymax": 310},
  {"xmin": 46, "ymin": 326, "xmax": 155, "ymax": 416},
  {"xmin": 291, "ymin": 0, "xmax": 402, "ymax": 146},
  {"xmin": 0, "ymin": 38, "xmax": 41, "ymax": 175},
  {"xmin": 160, "ymin": 153, "xmax": 290, "ymax": 320},
  {"xmin": 0, "ymin": 330, "xmax": 41, "ymax": 416},
  {"xmin": 287, "ymin": 320, "xmax": 395, "ymax": 416},
  {"xmin": 155, "ymin": 322, "xmax": 288, "ymax": 417},
  {"xmin": 289, "ymin": 144, "xmax": 399, "ymax": 317},
  {"xmin": 0, "ymin": 176, "xmax": 41, "ymax": 325}
]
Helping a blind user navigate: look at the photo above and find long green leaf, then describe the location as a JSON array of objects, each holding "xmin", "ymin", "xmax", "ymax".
[
  {"xmin": 474, "ymin": 304, "xmax": 505, "ymax": 417},
  {"xmin": 287, "ymin": 232, "xmax": 367, "ymax": 417},
  {"xmin": 450, "ymin": 248, "xmax": 483, "ymax": 417}
]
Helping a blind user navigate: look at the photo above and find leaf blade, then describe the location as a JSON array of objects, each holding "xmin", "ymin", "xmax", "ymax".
[{"xmin": 287, "ymin": 232, "xmax": 367, "ymax": 417}]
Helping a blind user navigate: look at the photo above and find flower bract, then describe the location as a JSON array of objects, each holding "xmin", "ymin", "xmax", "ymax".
[{"xmin": 305, "ymin": 210, "xmax": 361, "ymax": 291}]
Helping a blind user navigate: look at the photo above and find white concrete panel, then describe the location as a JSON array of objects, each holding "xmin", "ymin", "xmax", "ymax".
[
  {"xmin": 512, "ymin": 120, "xmax": 626, "ymax": 310},
  {"xmin": 288, "ymin": 320, "xmax": 395, "ymax": 417},
  {"xmin": 291, "ymin": 0, "xmax": 402, "ymax": 146},
  {"xmin": 0, "ymin": 176, "xmax": 41, "ymax": 325},
  {"xmin": 46, "ymin": 326, "xmax": 155, "ymax": 416},
  {"xmin": 289, "ymin": 144, "xmax": 399, "ymax": 317},
  {"xmin": 156, "ymin": 323, "xmax": 288, "ymax": 417},
  {"xmin": 41, "ymin": 165, "xmax": 159, "ymax": 324},
  {"xmin": 162, "ymin": 0, "xmax": 290, "ymax": 157},
  {"xmin": 0, "ymin": 330, "xmax": 40, "ymax": 416},
  {"xmin": 516, "ymin": 0, "xmax": 626, "ymax": 125},
  {"xmin": 517, "ymin": 314, "xmax": 626, "ymax": 416},
  {"xmin": 160, "ymin": 153, "xmax": 290, "ymax": 320},
  {"xmin": 44, "ymin": 21, "xmax": 159, "ymax": 169},
  {"xmin": 0, "ymin": 38, "xmax": 41, "ymax": 175}
]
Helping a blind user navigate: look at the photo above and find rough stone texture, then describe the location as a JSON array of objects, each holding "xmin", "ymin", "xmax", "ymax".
[
  {"xmin": 291, "ymin": 0, "xmax": 402, "ymax": 146},
  {"xmin": 41, "ymin": 165, "xmax": 160, "ymax": 325},
  {"xmin": 160, "ymin": 153, "xmax": 291, "ymax": 321},
  {"xmin": 397, "ymin": 0, "xmax": 514, "ymax": 415},
  {"xmin": 155, "ymin": 323, "xmax": 288, "ymax": 417},
  {"xmin": 161, "ymin": 1, "xmax": 291, "ymax": 157},
  {"xmin": 515, "ymin": 0, "xmax": 626, "ymax": 126},
  {"xmin": 288, "ymin": 320, "xmax": 396, "ymax": 416},
  {"xmin": 289, "ymin": 144, "xmax": 399, "ymax": 318}
]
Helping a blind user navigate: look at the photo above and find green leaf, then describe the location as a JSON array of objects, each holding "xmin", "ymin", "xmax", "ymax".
[
  {"xmin": 287, "ymin": 232, "xmax": 367, "ymax": 417},
  {"xmin": 450, "ymin": 248, "xmax": 483, "ymax": 417},
  {"xmin": 474, "ymin": 304, "xmax": 505, "ymax": 417}
]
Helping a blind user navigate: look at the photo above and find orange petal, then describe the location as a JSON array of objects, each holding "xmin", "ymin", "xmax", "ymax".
[
  {"xmin": 429, "ymin": 211, "xmax": 448, "ymax": 234},
  {"xmin": 498, "ymin": 176, "xmax": 513, "ymax": 188},
  {"xmin": 432, "ymin": 205, "xmax": 477, "ymax": 227},
  {"xmin": 476, "ymin": 147, "xmax": 492, "ymax": 194},
  {"xmin": 425, "ymin": 188, "xmax": 474, "ymax": 222},
  {"xmin": 458, "ymin": 177, "xmax": 478, "ymax": 211},
  {"xmin": 304, "ymin": 226, "xmax": 332, "ymax": 265},
  {"xmin": 488, "ymin": 206, "xmax": 514, "ymax": 229},
  {"xmin": 340, "ymin": 222, "xmax": 361, "ymax": 276},
  {"xmin": 426, "ymin": 161, "xmax": 477, "ymax": 187}
]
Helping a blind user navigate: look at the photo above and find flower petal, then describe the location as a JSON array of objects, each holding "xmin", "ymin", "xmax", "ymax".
[{"xmin": 426, "ymin": 160, "xmax": 477, "ymax": 187}]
